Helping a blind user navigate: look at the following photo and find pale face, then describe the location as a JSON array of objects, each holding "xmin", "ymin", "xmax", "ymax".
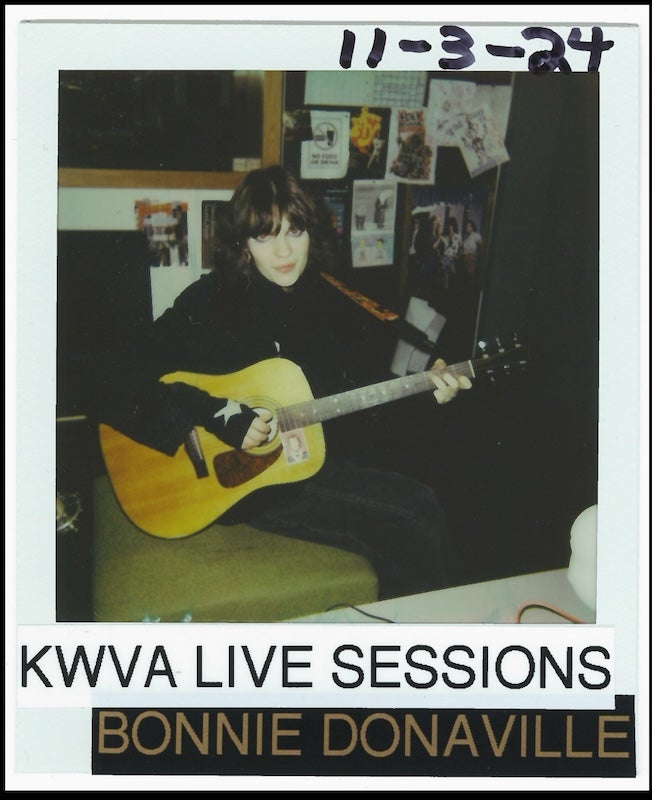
[{"xmin": 247, "ymin": 216, "xmax": 310, "ymax": 289}]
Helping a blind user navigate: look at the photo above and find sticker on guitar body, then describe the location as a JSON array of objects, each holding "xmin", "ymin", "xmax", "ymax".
[{"xmin": 281, "ymin": 429, "xmax": 311, "ymax": 465}]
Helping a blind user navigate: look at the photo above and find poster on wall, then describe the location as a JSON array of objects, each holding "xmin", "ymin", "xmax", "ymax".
[
  {"xmin": 428, "ymin": 79, "xmax": 478, "ymax": 146},
  {"xmin": 305, "ymin": 182, "xmax": 351, "ymax": 266},
  {"xmin": 350, "ymin": 179, "xmax": 397, "ymax": 267},
  {"xmin": 9, "ymin": 9, "xmax": 648, "ymax": 794},
  {"xmin": 385, "ymin": 106, "xmax": 436, "ymax": 183},
  {"xmin": 409, "ymin": 185, "xmax": 490, "ymax": 298},
  {"xmin": 347, "ymin": 105, "xmax": 392, "ymax": 179},
  {"xmin": 428, "ymin": 79, "xmax": 513, "ymax": 149},
  {"xmin": 134, "ymin": 199, "xmax": 189, "ymax": 267},
  {"xmin": 442, "ymin": 104, "xmax": 511, "ymax": 178}
]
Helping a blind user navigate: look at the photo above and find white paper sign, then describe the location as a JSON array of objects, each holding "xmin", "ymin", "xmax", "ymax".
[{"xmin": 301, "ymin": 110, "xmax": 350, "ymax": 179}]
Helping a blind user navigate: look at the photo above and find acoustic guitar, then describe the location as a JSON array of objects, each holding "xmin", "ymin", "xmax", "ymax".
[{"xmin": 99, "ymin": 342, "xmax": 525, "ymax": 538}]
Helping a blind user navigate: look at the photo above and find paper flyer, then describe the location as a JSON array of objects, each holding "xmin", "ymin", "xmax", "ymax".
[
  {"xmin": 385, "ymin": 106, "xmax": 437, "ymax": 183},
  {"xmin": 7, "ymin": 6, "xmax": 649, "ymax": 793},
  {"xmin": 443, "ymin": 104, "xmax": 511, "ymax": 177},
  {"xmin": 472, "ymin": 84, "xmax": 513, "ymax": 140},
  {"xmin": 350, "ymin": 179, "xmax": 397, "ymax": 267},
  {"xmin": 428, "ymin": 78, "xmax": 478, "ymax": 146},
  {"xmin": 300, "ymin": 109, "xmax": 351, "ymax": 179},
  {"xmin": 347, "ymin": 105, "xmax": 392, "ymax": 179}
]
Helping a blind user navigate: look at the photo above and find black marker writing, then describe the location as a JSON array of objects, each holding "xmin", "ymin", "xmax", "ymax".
[
  {"xmin": 339, "ymin": 25, "xmax": 614, "ymax": 72},
  {"xmin": 339, "ymin": 29, "xmax": 356, "ymax": 69},
  {"xmin": 485, "ymin": 44, "xmax": 526, "ymax": 60},
  {"xmin": 567, "ymin": 26, "xmax": 615, "ymax": 72},
  {"xmin": 521, "ymin": 27, "xmax": 571, "ymax": 73},
  {"xmin": 399, "ymin": 38, "xmax": 432, "ymax": 54},
  {"xmin": 367, "ymin": 27, "xmax": 387, "ymax": 68},
  {"xmin": 439, "ymin": 25, "xmax": 476, "ymax": 70}
]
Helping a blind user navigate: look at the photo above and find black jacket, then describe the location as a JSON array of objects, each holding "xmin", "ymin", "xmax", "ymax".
[{"xmin": 90, "ymin": 267, "xmax": 394, "ymax": 457}]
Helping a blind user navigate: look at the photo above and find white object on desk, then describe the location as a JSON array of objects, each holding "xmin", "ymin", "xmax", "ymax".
[
  {"xmin": 567, "ymin": 504, "xmax": 598, "ymax": 612},
  {"xmin": 291, "ymin": 568, "xmax": 596, "ymax": 624}
]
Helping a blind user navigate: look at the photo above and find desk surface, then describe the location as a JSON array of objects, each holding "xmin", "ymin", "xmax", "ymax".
[{"xmin": 291, "ymin": 568, "xmax": 596, "ymax": 624}]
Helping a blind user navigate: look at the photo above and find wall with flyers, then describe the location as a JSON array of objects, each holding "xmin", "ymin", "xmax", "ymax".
[{"xmin": 282, "ymin": 70, "xmax": 514, "ymax": 360}]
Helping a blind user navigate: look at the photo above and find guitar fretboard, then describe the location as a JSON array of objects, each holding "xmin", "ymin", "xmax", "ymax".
[{"xmin": 276, "ymin": 361, "xmax": 475, "ymax": 432}]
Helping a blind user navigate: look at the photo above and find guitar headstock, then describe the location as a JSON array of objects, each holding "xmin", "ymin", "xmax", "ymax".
[{"xmin": 473, "ymin": 334, "xmax": 528, "ymax": 384}]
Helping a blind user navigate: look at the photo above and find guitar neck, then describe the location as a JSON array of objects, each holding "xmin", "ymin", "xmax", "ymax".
[{"xmin": 276, "ymin": 359, "xmax": 475, "ymax": 432}]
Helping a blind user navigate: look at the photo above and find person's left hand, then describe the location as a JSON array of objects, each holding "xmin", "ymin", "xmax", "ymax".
[{"xmin": 430, "ymin": 358, "xmax": 472, "ymax": 405}]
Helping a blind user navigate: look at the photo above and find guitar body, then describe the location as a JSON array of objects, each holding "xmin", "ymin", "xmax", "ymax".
[
  {"xmin": 99, "ymin": 341, "xmax": 525, "ymax": 540},
  {"xmin": 99, "ymin": 358, "xmax": 326, "ymax": 539}
]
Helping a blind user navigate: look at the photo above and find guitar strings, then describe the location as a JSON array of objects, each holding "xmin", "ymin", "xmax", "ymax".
[{"xmin": 276, "ymin": 348, "xmax": 524, "ymax": 432}]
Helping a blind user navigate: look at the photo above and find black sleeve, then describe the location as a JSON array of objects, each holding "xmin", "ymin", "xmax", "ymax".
[{"xmin": 87, "ymin": 278, "xmax": 249, "ymax": 455}]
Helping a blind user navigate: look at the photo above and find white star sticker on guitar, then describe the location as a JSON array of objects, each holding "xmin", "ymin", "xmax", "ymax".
[{"xmin": 213, "ymin": 399, "xmax": 244, "ymax": 425}]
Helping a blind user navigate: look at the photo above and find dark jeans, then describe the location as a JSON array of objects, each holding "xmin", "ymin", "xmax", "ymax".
[{"xmin": 243, "ymin": 460, "xmax": 461, "ymax": 601}]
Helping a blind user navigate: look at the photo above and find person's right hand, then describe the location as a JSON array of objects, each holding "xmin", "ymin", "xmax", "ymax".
[
  {"xmin": 203, "ymin": 399, "xmax": 271, "ymax": 450},
  {"xmin": 240, "ymin": 410, "xmax": 273, "ymax": 450}
]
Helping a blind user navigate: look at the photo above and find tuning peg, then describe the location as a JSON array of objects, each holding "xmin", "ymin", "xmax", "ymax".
[
  {"xmin": 495, "ymin": 336, "xmax": 504, "ymax": 352},
  {"xmin": 478, "ymin": 340, "xmax": 489, "ymax": 358}
]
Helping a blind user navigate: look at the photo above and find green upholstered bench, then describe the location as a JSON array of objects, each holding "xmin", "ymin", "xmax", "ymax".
[{"xmin": 92, "ymin": 476, "xmax": 378, "ymax": 622}]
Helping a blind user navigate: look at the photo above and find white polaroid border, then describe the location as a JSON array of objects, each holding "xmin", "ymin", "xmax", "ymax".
[{"xmin": 6, "ymin": 4, "xmax": 649, "ymax": 793}]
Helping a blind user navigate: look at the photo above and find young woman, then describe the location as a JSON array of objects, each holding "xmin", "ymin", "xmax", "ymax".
[{"xmin": 91, "ymin": 166, "xmax": 472, "ymax": 601}]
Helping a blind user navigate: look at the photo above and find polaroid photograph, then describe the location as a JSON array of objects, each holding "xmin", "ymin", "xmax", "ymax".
[{"xmin": 6, "ymin": 7, "xmax": 649, "ymax": 793}]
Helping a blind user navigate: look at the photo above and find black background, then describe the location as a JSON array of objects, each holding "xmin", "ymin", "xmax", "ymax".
[{"xmin": 92, "ymin": 697, "xmax": 635, "ymax": 777}]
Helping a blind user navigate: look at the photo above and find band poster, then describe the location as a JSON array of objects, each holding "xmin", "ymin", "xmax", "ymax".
[{"xmin": 7, "ymin": 7, "xmax": 648, "ymax": 793}]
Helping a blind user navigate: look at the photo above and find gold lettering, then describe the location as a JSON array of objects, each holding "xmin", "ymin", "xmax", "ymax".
[
  {"xmin": 271, "ymin": 713, "xmax": 302, "ymax": 756},
  {"xmin": 216, "ymin": 712, "xmax": 249, "ymax": 755},
  {"xmin": 565, "ymin": 715, "xmax": 592, "ymax": 758},
  {"xmin": 132, "ymin": 710, "xmax": 171, "ymax": 756},
  {"xmin": 97, "ymin": 711, "xmax": 129, "ymax": 754},
  {"xmin": 598, "ymin": 715, "xmax": 631, "ymax": 758},
  {"xmin": 520, "ymin": 714, "xmax": 528, "ymax": 757},
  {"xmin": 323, "ymin": 713, "xmax": 357, "ymax": 756},
  {"xmin": 443, "ymin": 715, "xmax": 479, "ymax": 757},
  {"xmin": 481, "ymin": 714, "xmax": 516, "ymax": 757},
  {"xmin": 360, "ymin": 713, "xmax": 400, "ymax": 758},
  {"xmin": 404, "ymin": 714, "xmax": 437, "ymax": 756},
  {"xmin": 256, "ymin": 712, "xmax": 263, "ymax": 756},
  {"xmin": 174, "ymin": 712, "xmax": 208, "ymax": 755},
  {"xmin": 534, "ymin": 715, "xmax": 561, "ymax": 757}
]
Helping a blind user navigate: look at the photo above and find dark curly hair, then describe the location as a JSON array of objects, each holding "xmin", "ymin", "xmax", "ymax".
[{"xmin": 211, "ymin": 166, "xmax": 336, "ymax": 285}]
